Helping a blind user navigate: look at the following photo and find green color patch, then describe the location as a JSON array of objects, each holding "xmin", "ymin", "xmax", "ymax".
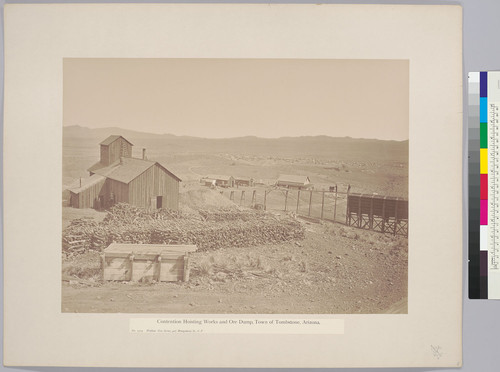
[{"xmin": 481, "ymin": 122, "xmax": 488, "ymax": 148}]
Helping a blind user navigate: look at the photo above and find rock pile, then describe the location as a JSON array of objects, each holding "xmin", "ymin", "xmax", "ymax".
[{"xmin": 63, "ymin": 203, "xmax": 304, "ymax": 256}]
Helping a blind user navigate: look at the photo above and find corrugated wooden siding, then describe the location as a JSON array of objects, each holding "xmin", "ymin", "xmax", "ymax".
[
  {"xmin": 101, "ymin": 138, "xmax": 132, "ymax": 166},
  {"xmin": 70, "ymin": 177, "xmax": 106, "ymax": 209},
  {"xmin": 104, "ymin": 179, "xmax": 130, "ymax": 205},
  {"xmin": 128, "ymin": 164, "xmax": 179, "ymax": 210},
  {"xmin": 69, "ymin": 192, "xmax": 79, "ymax": 209},
  {"xmin": 100, "ymin": 145, "xmax": 109, "ymax": 166},
  {"xmin": 108, "ymin": 138, "xmax": 132, "ymax": 164}
]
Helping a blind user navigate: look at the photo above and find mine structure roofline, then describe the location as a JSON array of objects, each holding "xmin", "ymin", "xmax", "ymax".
[
  {"xmin": 100, "ymin": 135, "xmax": 134, "ymax": 146},
  {"xmin": 92, "ymin": 157, "xmax": 182, "ymax": 184}
]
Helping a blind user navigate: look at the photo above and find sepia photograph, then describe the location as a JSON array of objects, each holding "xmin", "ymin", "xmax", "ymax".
[
  {"xmin": 61, "ymin": 58, "xmax": 409, "ymax": 314},
  {"xmin": 4, "ymin": 4, "xmax": 464, "ymax": 368}
]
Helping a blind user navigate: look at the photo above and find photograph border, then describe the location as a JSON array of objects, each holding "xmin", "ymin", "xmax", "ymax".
[
  {"xmin": 3, "ymin": 3, "xmax": 462, "ymax": 368},
  {"xmin": 60, "ymin": 57, "xmax": 410, "ymax": 316}
]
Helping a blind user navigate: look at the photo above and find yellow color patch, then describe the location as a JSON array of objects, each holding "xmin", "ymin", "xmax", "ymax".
[{"xmin": 481, "ymin": 148, "xmax": 488, "ymax": 174}]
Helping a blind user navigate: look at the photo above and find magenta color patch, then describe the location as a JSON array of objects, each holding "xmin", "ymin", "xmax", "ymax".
[{"xmin": 481, "ymin": 199, "xmax": 488, "ymax": 225}]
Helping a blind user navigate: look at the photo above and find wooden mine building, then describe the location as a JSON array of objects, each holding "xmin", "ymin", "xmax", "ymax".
[
  {"xmin": 234, "ymin": 176, "xmax": 254, "ymax": 187},
  {"xmin": 201, "ymin": 175, "xmax": 235, "ymax": 188},
  {"xmin": 276, "ymin": 174, "xmax": 312, "ymax": 190},
  {"xmin": 68, "ymin": 135, "xmax": 181, "ymax": 210}
]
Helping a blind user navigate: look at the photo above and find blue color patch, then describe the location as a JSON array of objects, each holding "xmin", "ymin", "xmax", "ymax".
[
  {"xmin": 481, "ymin": 97, "xmax": 488, "ymax": 123},
  {"xmin": 481, "ymin": 71, "xmax": 488, "ymax": 97}
]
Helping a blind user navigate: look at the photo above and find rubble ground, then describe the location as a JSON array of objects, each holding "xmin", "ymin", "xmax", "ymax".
[{"xmin": 62, "ymin": 217, "xmax": 408, "ymax": 314}]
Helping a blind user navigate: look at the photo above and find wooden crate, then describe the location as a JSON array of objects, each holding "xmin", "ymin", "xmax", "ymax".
[{"xmin": 101, "ymin": 243, "xmax": 197, "ymax": 282}]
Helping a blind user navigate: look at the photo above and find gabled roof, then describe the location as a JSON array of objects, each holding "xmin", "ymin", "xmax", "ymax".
[
  {"xmin": 100, "ymin": 135, "xmax": 134, "ymax": 146},
  {"xmin": 154, "ymin": 162, "xmax": 182, "ymax": 182},
  {"xmin": 67, "ymin": 174, "xmax": 106, "ymax": 193},
  {"xmin": 92, "ymin": 157, "xmax": 155, "ymax": 184},
  {"xmin": 92, "ymin": 157, "xmax": 182, "ymax": 184},
  {"xmin": 87, "ymin": 161, "xmax": 107, "ymax": 173},
  {"xmin": 277, "ymin": 174, "xmax": 311, "ymax": 185}
]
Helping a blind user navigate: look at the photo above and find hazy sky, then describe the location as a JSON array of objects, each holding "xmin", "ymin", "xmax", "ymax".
[{"xmin": 63, "ymin": 58, "xmax": 409, "ymax": 140}]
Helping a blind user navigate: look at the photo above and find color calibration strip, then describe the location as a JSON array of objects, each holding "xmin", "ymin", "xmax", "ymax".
[{"xmin": 469, "ymin": 71, "xmax": 500, "ymax": 299}]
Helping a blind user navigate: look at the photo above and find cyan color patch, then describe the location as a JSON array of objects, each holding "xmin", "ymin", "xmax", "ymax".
[{"xmin": 480, "ymin": 97, "xmax": 488, "ymax": 123}]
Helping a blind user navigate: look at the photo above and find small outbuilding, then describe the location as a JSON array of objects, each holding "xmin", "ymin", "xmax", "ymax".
[
  {"xmin": 200, "ymin": 178, "xmax": 217, "ymax": 187},
  {"xmin": 234, "ymin": 176, "xmax": 254, "ymax": 187},
  {"xmin": 276, "ymin": 175, "xmax": 312, "ymax": 190},
  {"xmin": 202, "ymin": 175, "xmax": 235, "ymax": 188}
]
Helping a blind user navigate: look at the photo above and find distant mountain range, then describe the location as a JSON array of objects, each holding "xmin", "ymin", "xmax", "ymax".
[
  {"xmin": 63, "ymin": 125, "xmax": 408, "ymax": 162},
  {"xmin": 64, "ymin": 125, "xmax": 182, "ymax": 140}
]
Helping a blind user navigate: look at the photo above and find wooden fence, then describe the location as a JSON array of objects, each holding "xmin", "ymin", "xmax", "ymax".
[{"xmin": 222, "ymin": 187, "xmax": 408, "ymax": 236}]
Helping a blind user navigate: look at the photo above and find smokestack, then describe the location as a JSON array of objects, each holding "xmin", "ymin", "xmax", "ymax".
[{"xmin": 142, "ymin": 148, "xmax": 147, "ymax": 160}]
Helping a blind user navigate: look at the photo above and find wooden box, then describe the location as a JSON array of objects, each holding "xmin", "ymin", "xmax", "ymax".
[{"xmin": 101, "ymin": 243, "xmax": 197, "ymax": 282}]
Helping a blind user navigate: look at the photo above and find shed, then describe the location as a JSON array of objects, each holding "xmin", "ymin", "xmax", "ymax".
[
  {"xmin": 234, "ymin": 176, "xmax": 254, "ymax": 187},
  {"xmin": 203, "ymin": 175, "xmax": 235, "ymax": 188},
  {"xmin": 200, "ymin": 178, "xmax": 216, "ymax": 187},
  {"xmin": 276, "ymin": 175, "xmax": 312, "ymax": 189},
  {"xmin": 68, "ymin": 174, "xmax": 107, "ymax": 209}
]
